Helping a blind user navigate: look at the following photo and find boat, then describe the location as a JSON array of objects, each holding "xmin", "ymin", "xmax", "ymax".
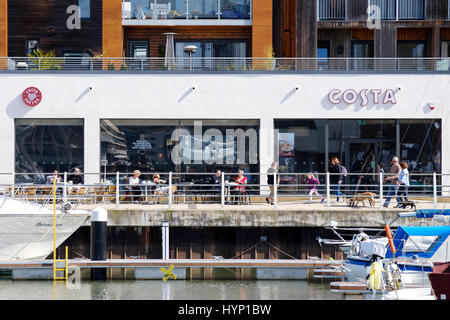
[
  {"xmin": 428, "ymin": 261, "xmax": 450, "ymax": 300},
  {"xmin": 0, "ymin": 196, "xmax": 90, "ymax": 261},
  {"xmin": 345, "ymin": 226, "xmax": 450, "ymax": 286}
]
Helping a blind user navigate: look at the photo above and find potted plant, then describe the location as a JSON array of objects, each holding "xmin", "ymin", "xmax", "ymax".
[
  {"xmin": 107, "ymin": 61, "xmax": 115, "ymax": 71},
  {"xmin": 28, "ymin": 49, "xmax": 62, "ymax": 70},
  {"xmin": 89, "ymin": 49, "xmax": 104, "ymax": 70}
]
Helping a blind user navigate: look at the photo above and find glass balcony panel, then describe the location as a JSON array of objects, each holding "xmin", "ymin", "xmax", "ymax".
[
  {"xmin": 122, "ymin": 0, "xmax": 251, "ymax": 20},
  {"xmin": 398, "ymin": 0, "xmax": 425, "ymax": 20},
  {"xmin": 318, "ymin": 0, "xmax": 347, "ymax": 20}
]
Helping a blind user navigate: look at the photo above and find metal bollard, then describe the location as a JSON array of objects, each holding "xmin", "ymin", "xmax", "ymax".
[
  {"xmin": 162, "ymin": 220, "xmax": 169, "ymax": 260},
  {"xmin": 90, "ymin": 207, "xmax": 107, "ymax": 280}
]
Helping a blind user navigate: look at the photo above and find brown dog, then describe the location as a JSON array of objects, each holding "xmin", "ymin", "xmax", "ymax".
[{"xmin": 348, "ymin": 192, "xmax": 376, "ymax": 207}]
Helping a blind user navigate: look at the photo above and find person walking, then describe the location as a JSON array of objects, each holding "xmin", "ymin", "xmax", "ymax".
[
  {"xmin": 383, "ymin": 156, "xmax": 402, "ymax": 208},
  {"xmin": 329, "ymin": 157, "xmax": 346, "ymax": 202},
  {"xmin": 266, "ymin": 161, "xmax": 279, "ymax": 205},
  {"xmin": 306, "ymin": 173, "xmax": 325, "ymax": 203},
  {"xmin": 396, "ymin": 162, "xmax": 410, "ymax": 208}
]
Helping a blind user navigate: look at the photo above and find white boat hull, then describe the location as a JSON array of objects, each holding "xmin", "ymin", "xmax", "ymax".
[{"xmin": 0, "ymin": 197, "xmax": 90, "ymax": 261}]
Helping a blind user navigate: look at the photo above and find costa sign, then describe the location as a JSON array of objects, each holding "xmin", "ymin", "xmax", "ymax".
[
  {"xmin": 22, "ymin": 87, "xmax": 42, "ymax": 107},
  {"xmin": 328, "ymin": 89, "xmax": 397, "ymax": 106}
]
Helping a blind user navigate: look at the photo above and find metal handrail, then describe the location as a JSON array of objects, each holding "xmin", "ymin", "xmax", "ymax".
[
  {"xmin": 1, "ymin": 57, "xmax": 449, "ymax": 72},
  {"xmin": 0, "ymin": 171, "xmax": 449, "ymax": 209}
]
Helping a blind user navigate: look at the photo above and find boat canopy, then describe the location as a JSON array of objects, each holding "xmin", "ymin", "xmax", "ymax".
[
  {"xmin": 415, "ymin": 209, "xmax": 450, "ymax": 218},
  {"xmin": 385, "ymin": 226, "xmax": 450, "ymax": 259}
]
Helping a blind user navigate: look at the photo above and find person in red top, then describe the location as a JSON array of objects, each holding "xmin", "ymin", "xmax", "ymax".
[{"xmin": 232, "ymin": 169, "xmax": 248, "ymax": 204}]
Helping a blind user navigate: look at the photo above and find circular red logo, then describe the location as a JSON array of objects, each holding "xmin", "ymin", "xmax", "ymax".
[{"xmin": 22, "ymin": 87, "xmax": 42, "ymax": 107}]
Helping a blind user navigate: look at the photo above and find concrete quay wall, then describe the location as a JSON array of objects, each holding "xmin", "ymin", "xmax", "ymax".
[{"xmin": 80, "ymin": 208, "xmax": 440, "ymax": 228}]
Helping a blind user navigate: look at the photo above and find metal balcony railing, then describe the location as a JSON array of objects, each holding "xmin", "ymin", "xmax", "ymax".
[
  {"xmin": 1, "ymin": 57, "xmax": 449, "ymax": 72},
  {"xmin": 1, "ymin": 171, "xmax": 449, "ymax": 210},
  {"xmin": 122, "ymin": 0, "xmax": 251, "ymax": 20},
  {"xmin": 318, "ymin": 0, "xmax": 347, "ymax": 20},
  {"xmin": 369, "ymin": 0, "xmax": 425, "ymax": 20}
]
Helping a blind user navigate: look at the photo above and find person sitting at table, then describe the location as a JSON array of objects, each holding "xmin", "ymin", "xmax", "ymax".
[
  {"xmin": 152, "ymin": 173, "xmax": 177, "ymax": 203},
  {"xmin": 46, "ymin": 170, "xmax": 61, "ymax": 184},
  {"xmin": 68, "ymin": 167, "xmax": 84, "ymax": 195},
  {"xmin": 127, "ymin": 170, "xmax": 143, "ymax": 202},
  {"xmin": 232, "ymin": 169, "xmax": 248, "ymax": 204},
  {"xmin": 209, "ymin": 169, "xmax": 222, "ymax": 203}
]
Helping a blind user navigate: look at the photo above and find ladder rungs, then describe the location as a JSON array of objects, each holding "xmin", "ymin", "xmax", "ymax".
[
  {"xmin": 54, "ymin": 277, "xmax": 67, "ymax": 280},
  {"xmin": 54, "ymin": 268, "xmax": 67, "ymax": 271}
]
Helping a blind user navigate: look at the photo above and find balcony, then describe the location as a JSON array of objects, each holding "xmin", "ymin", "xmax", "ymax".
[
  {"xmin": 368, "ymin": 0, "xmax": 425, "ymax": 20},
  {"xmin": 318, "ymin": 0, "xmax": 347, "ymax": 21},
  {"xmin": 2, "ymin": 57, "xmax": 449, "ymax": 72},
  {"xmin": 122, "ymin": 0, "xmax": 252, "ymax": 26}
]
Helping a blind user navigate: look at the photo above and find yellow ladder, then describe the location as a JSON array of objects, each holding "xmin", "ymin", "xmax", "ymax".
[
  {"xmin": 52, "ymin": 179, "xmax": 69, "ymax": 281},
  {"xmin": 53, "ymin": 246, "xmax": 69, "ymax": 281}
]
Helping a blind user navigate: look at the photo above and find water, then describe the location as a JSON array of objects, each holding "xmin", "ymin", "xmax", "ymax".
[{"xmin": 0, "ymin": 280, "xmax": 364, "ymax": 300}]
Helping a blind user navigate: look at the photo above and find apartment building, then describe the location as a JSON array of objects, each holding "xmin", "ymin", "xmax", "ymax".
[
  {"xmin": 274, "ymin": 0, "xmax": 450, "ymax": 59},
  {"xmin": 0, "ymin": 0, "xmax": 272, "ymax": 59}
]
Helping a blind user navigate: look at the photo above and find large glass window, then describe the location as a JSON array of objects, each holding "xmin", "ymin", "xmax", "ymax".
[
  {"xmin": 351, "ymin": 41, "xmax": 374, "ymax": 70},
  {"xmin": 100, "ymin": 119, "xmax": 259, "ymax": 182},
  {"xmin": 400, "ymin": 119, "xmax": 441, "ymax": 174},
  {"xmin": 15, "ymin": 119, "xmax": 84, "ymax": 183}
]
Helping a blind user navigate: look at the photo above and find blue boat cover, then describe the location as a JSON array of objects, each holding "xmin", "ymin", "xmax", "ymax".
[
  {"xmin": 385, "ymin": 226, "xmax": 450, "ymax": 259},
  {"xmin": 416, "ymin": 209, "xmax": 450, "ymax": 218}
]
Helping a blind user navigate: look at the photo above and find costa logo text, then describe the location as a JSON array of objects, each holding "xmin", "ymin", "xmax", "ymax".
[{"xmin": 328, "ymin": 89, "xmax": 397, "ymax": 106}]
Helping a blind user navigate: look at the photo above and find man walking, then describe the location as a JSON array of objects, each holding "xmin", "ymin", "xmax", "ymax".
[{"xmin": 383, "ymin": 156, "xmax": 402, "ymax": 208}]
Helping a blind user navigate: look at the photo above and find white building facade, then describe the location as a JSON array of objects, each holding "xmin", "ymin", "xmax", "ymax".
[{"xmin": 0, "ymin": 72, "xmax": 447, "ymax": 187}]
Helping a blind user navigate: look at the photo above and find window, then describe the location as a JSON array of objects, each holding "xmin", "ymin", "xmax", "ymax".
[
  {"xmin": 402, "ymin": 236, "xmax": 441, "ymax": 253},
  {"xmin": 442, "ymin": 41, "xmax": 450, "ymax": 57},
  {"xmin": 26, "ymin": 40, "xmax": 39, "ymax": 56},
  {"xmin": 397, "ymin": 40, "xmax": 427, "ymax": 69},
  {"xmin": 317, "ymin": 40, "xmax": 330, "ymax": 69},
  {"xmin": 129, "ymin": 40, "xmax": 149, "ymax": 58},
  {"xmin": 15, "ymin": 119, "xmax": 84, "ymax": 183},
  {"xmin": 78, "ymin": 0, "xmax": 90, "ymax": 18},
  {"xmin": 100, "ymin": 119, "xmax": 260, "ymax": 179},
  {"xmin": 63, "ymin": 53, "xmax": 90, "ymax": 70},
  {"xmin": 351, "ymin": 41, "xmax": 374, "ymax": 70}
]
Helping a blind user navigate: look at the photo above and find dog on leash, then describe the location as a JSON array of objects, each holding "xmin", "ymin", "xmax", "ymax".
[
  {"xmin": 348, "ymin": 192, "xmax": 376, "ymax": 207},
  {"xmin": 399, "ymin": 200, "xmax": 416, "ymax": 210}
]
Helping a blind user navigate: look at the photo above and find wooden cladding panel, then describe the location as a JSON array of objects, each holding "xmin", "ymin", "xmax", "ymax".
[
  {"xmin": 273, "ymin": 0, "xmax": 296, "ymax": 57},
  {"xmin": 8, "ymin": 0, "xmax": 102, "ymax": 56},
  {"xmin": 442, "ymin": 28, "xmax": 450, "ymax": 40},
  {"xmin": 102, "ymin": 0, "xmax": 122, "ymax": 58},
  {"xmin": 347, "ymin": 0, "xmax": 369, "ymax": 22},
  {"xmin": 352, "ymin": 28, "xmax": 374, "ymax": 41},
  {"xmin": 123, "ymin": 26, "xmax": 251, "ymax": 58},
  {"xmin": 296, "ymin": 0, "xmax": 317, "ymax": 57},
  {"xmin": 252, "ymin": 0, "xmax": 272, "ymax": 57},
  {"xmin": 0, "ymin": 0, "xmax": 7, "ymax": 57},
  {"xmin": 397, "ymin": 28, "xmax": 431, "ymax": 40}
]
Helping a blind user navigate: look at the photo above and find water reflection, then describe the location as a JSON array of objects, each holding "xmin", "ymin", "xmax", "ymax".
[{"xmin": 0, "ymin": 280, "xmax": 380, "ymax": 300}]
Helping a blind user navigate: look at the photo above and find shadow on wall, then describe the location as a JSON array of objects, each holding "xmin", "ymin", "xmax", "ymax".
[{"xmin": 6, "ymin": 94, "xmax": 34, "ymax": 118}]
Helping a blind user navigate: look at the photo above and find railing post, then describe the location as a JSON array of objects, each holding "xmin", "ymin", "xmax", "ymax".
[
  {"xmin": 38, "ymin": 57, "xmax": 41, "ymax": 70},
  {"xmin": 379, "ymin": 172, "xmax": 384, "ymax": 209},
  {"xmin": 63, "ymin": 172, "xmax": 67, "ymax": 203},
  {"xmin": 221, "ymin": 171, "xmax": 225, "ymax": 208},
  {"xmin": 11, "ymin": 172, "xmax": 15, "ymax": 200},
  {"xmin": 433, "ymin": 172, "xmax": 437, "ymax": 209},
  {"xmin": 273, "ymin": 172, "xmax": 278, "ymax": 208},
  {"xmin": 162, "ymin": 221, "xmax": 169, "ymax": 260},
  {"xmin": 326, "ymin": 172, "xmax": 330, "ymax": 208},
  {"xmin": 168, "ymin": 171, "xmax": 173, "ymax": 209},
  {"xmin": 115, "ymin": 172, "xmax": 120, "ymax": 209}
]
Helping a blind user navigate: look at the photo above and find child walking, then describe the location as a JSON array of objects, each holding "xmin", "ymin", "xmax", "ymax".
[{"xmin": 306, "ymin": 173, "xmax": 325, "ymax": 203}]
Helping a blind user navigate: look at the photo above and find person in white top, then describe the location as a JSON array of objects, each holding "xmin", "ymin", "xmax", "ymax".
[
  {"xmin": 396, "ymin": 161, "xmax": 410, "ymax": 208},
  {"xmin": 127, "ymin": 170, "xmax": 142, "ymax": 202}
]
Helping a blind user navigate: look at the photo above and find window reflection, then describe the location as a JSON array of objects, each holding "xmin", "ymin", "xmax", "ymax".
[
  {"xmin": 100, "ymin": 119, "xmax": 259, "ymax": 183},
  {"xmin": 15, "ymin": 119, "xmax": 84, "ymax": 183}
]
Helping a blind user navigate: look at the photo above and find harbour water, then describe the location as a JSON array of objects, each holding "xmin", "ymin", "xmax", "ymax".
[{"xmin": 0, "ymin": 280, "xmax": 376, "ymax": 300}]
